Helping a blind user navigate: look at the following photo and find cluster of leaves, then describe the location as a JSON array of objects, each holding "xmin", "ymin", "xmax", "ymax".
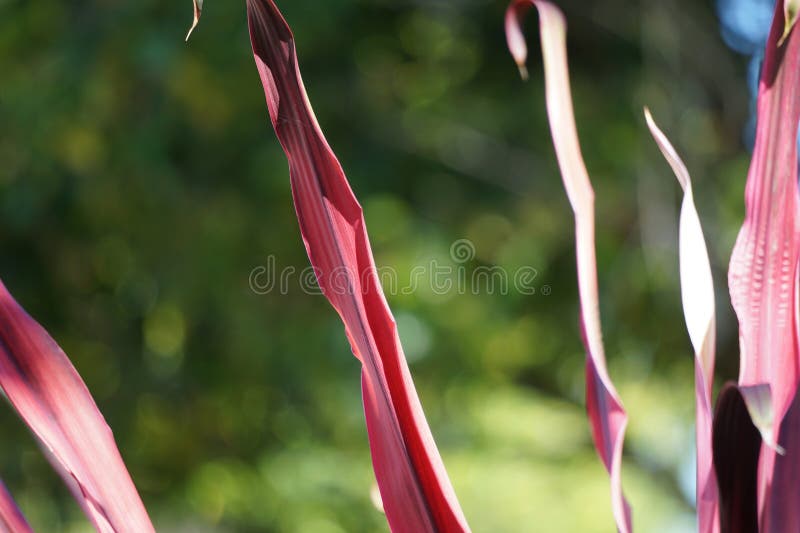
[{"xmin": 1, "ymin": 0, "xmax": 786, "ymax": 531}]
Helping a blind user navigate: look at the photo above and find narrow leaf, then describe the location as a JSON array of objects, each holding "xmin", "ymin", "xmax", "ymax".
[
  {"xmin": 0, "ymin": 281, "xmax": 154, "ymax": 532},
  {"xmin": 506, "ymin": 2, "xmax": 631, "ymax": 531},
  {"xmin": 643, "ymin": 108, "xmax": 719, "ymax": 533},
  {"xmin": 245, "ymin": 2, "xmax": 469, "ymax": 532},
  {"xmin": 713, "ymin": 383, "xmax": 762, "ymax": 533},
  {"xmin": 186, "ymin": 0, "xmax": 203, "ymax": 42},
  {"xmin": 0, "ymin": 481, "xmax": 32, "ymax": 533},
  {"xmin": 728, "ymin": 1, "xmax": 800, "ymax": 525}
]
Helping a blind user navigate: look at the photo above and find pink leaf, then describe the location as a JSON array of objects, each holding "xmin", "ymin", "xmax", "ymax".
[
  {"xmin": 505, "ymin": 2, "xmax": 631, "ymax": 531},
  {"xmin": 245, "ymin": 2, "xmax": 470, "ymax": 532},
  {"xmin": 0, "ymin": 281, "xmax": 154, "ymax": 533},
  {"xmin": 728, "ymin": 1, "xmax": 800, "ymax": 527},
  {"xmin": 730, "ymin": 0, "xmax": 800, "ymax": 434},
  {"xmin": 644, "ymin": 108, "xmax": 719, "ymax": 533},
  {"xmin": 0, "ymin": 480, "xmax": 33, "ymax": 533}
]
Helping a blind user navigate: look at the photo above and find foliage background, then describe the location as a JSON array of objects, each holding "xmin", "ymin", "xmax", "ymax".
[{"xmin": 0, "ymin": 0, "xmax": 756, "ymax": 531}]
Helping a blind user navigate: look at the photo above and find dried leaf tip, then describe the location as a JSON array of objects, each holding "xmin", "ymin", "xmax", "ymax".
[
  {"xmin": 505, "ymin": 2, "xmax": 530, "ymax": 81},
  {"xmin": 739, "ymin": 384, "xmax": 786, "ymax": 455},
  {"xmin": 781, "ymin": 0, "xmax": 799, "ymax": 45},
  {"xmin": 186, "ymin": 0, "xmax": 203, "ymax": 42}
]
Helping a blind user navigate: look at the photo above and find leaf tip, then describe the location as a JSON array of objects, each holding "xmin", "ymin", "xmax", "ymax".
[
  {"xmin": 762, "ymin": 430, "xmax": 787, "ymax": 455},
  {"xmin": 781, "ymin": 0, "xmax": 799, "ymax": 46},
  {"xmin": 642, "ymin": 106, "xmax": 653, "ymax": 124},
  {"xmin": 185, "ymin": 25, "xmax": 197, "ymax": 42},
  {"xmin": 517, "ymin": 62, "xmax": 529, "ymax": 81},
  {"xmin": 186, "ymin": 0, "xmax": 202, "ymax": 42}
]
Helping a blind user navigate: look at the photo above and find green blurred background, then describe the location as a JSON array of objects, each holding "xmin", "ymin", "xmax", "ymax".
[{"xmin": 0, "ymin": 0, "xmax": 756, "ymax": 531}]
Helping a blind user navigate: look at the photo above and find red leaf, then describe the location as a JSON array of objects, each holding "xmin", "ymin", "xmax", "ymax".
[
  {"xmin": 505, "ymin": 2, "xmax": 630, "ymax": 531},
  {"xmin": 245, "ymin": 2, "xmax": 469, "ymax": 532},
  {"xmin": 0, "ymin": 480, "xmax": 32, "ymax": 533},
  {"xmin": 0, "ymin": 282, "xmax": 154, "ymax": 532}
]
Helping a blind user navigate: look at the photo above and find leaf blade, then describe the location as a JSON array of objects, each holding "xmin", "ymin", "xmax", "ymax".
[
  {"xmin": 0, "ymin": 480, "xmax": 33, "ymax": 533},
  {"xmin": 728, "ymin": 2, "xmax": 800, "ymax": 526},
  {"xmin": 245, "ymin": 2, "xmax": 470, "ymax": 532},
  {"xmin": 505, "ymin": 2, "xmax": 631, "ymax": 531},
  {"xmin": 644, "ymin": 108, "xmax": 719, "ymax": 533},
  {"xmin": 0, "ymin": 282, "xmax": 154, "ymax": 532}
]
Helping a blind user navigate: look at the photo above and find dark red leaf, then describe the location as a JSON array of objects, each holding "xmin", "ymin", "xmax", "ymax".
[{"xmin": 713, "ymin": 383, "xmax": 761, "ymax": 533}]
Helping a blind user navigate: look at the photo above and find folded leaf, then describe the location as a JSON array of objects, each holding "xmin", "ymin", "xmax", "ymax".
[
  {"xmin": 505, "ymin": 3, "xmax": 631, "ymax": 531},
  {"xmin": 644, "ymin": 108, "xmax": 719, "ymax": 533},
  {"xmin": 0, "ymin": 281, "xmax": 154, "ymax": 532},
  {"xmin": 727, "ymin": 1, "xmax": 800, "ymax": 525},
  {"xmin": 738, "ymin": 384, "xmax": 783, "ymax": 454},
  {"xmin": 0, "ymin": 480, "xmax": 32, "ymax": 533},
  {"xmin": 245, "ymin": 2, "xmax": 469, "ymax": 532}
]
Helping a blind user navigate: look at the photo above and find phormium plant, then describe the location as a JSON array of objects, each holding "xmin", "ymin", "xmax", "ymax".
[{"xmin": 0, "ymin": 0, "xmax": 797, "ymax": 531}]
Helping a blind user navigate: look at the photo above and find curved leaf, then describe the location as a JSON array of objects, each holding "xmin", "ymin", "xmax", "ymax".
[
  {"xmin": 0, "ymin": 281, "xmax": 154, "ymax": 532},
  {"xmin": 245, "ymin": 2, "xmax": 470, "ymax": 532},
  {"xmin": 644, "ymin": 108, "xmax": 719, "ymax": 533},
  {"xmin": 505, "ymin": 2, "xmax": 631, "ymax": 531}
]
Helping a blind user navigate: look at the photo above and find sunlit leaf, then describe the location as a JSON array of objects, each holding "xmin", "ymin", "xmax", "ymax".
[
  {"xmin": 505, "ymin": 2, "xmax": 630, "ymax": 532},
  {"xmin": 245, "ymin": 2, "xmax": 470, "ymax": 532},
  {"xmin": 644, "ymin": 108, "xmax": 719, "ymax": 533},
  {"xmin": 727, "ymin": 2, "xmax": 800, "ymax": 528}
]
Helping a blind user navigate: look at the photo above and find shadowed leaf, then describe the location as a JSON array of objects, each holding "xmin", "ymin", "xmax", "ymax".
[{"xmin": 713, "ymin": 383, "xmax": 761, "ymax": 533}]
